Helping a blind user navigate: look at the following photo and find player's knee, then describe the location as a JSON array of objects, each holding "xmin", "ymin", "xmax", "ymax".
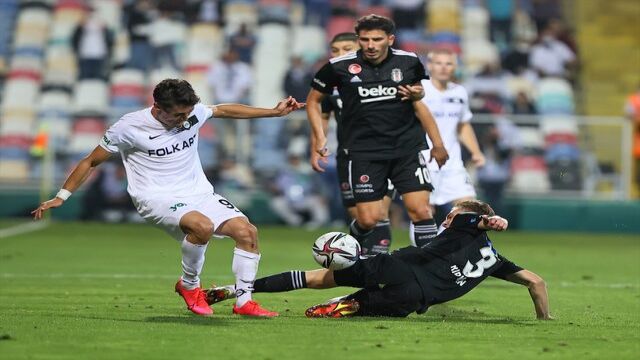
[
  {"xmin": 356, "ymin": 214, "xmax": 378, "ymax": 229},
  {"xmin": 529, "ymin": 277, "xmax": 546, "ymax": 289},
  {"xmin": 406, "ymin": 205, "xmax": 432, "ymax": 222},
  {"xmin": 233, "ymin": 223, "xmax": 258, "ymax": 249},
  {"xmin": 190, "ymin": 220, "xmax": 214, "ymax": 244}
]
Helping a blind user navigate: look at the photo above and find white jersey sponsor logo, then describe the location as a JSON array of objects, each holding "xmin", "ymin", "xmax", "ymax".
[{"xmin": 358, "ymin": 85, "xmax": 397, "ymax": 103}]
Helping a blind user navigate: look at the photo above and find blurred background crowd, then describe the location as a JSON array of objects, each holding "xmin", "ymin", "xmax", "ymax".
[{"xmin": 0, "ymin": 0, "xmax": 638, "ymax": 228}]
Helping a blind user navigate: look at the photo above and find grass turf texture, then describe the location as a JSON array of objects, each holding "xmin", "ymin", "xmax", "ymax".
[{"xmin": 0, "ymin": 222, "xmax": 638, "ymax": 359}]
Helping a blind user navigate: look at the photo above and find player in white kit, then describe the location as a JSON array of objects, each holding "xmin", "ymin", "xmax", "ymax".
[
  {"xmin": 32, "ymin": 79, "xmax": 304, "ymax": 317},
  {"xmin": 411, "ymin": 49, "xmax": 486, "ymax": 245}
]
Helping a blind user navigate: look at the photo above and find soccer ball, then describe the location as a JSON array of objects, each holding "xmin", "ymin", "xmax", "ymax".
[{"xmin": 312, "ymin": 232, "xmax": 361, "ymax": 270}]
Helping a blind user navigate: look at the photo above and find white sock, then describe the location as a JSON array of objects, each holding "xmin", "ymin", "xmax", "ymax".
[
  {"xmin": 180, "ymin": 236, "xmax": 208, "ymax": 290},
  {"xmin": 232, "ymin": 247, "xmax": 260, "ymax": 307}
]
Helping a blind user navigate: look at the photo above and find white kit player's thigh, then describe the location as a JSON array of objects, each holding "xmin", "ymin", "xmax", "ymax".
[
  {"xmin": 431, "ymin": 169, "xmax": 476, "ymax": 206},
  {"xmin": 136, "ymin": 193, "xmax": 247, "ymax": 241}
]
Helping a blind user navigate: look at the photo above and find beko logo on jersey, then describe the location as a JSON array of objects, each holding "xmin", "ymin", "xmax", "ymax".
[
  {"xmin": 148, "ymin": 133, "xmax": 197, "ymax": 157},
  {"xmin": 357, "ymin": 85, "xmax": 397, "ymax": 103}
]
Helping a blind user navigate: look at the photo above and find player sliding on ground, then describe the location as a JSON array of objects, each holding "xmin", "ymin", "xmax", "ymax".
[
  {"xmin": 206, "ymin": 200, "xmax": 552, "ymax": 319},
  {"xmin": 32, "ymin": 79, "xmax": 304, "ymax": 317}
]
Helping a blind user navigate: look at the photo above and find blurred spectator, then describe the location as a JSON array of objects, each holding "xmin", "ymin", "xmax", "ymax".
[
  {"xmin": 465, "ymin": 62, "xmax": 509, "ymax": 113},
  {"xmin": 228, "ymin": 23, "xmax": 257, "ymax": 64},
  {"xmin": 531, "ymin": 0, "xmax": 562, "ymax": 32},
  {"xmin": 477, "ymin": 118, "xmax": 518, "ymax": 215},
  {"xmin": 71, "ymin": 7, "xmax": 114, "ymax": 80},
  {"xmin": 148, "ymin": 11, "xmax": 186, "ymax": 70},
  {"xmin": 215, "ymin": 156, "xmax": 256, "ymax": 193},
  {"xmin": 512, "ymin": 91, "xmax": 537, "ymax": 114},
  {"xmin": 207, "ymin": 49, "xmax": 253, "ymax": 154},
  {"xmin": 283, "ymin": 56, "xmax": 313, "ymax": 102},
  {"xmin": 389, "ymin": 0, "xmax": 425, "ymax": 30},
  {"xmin": 125, "ymin": 0, "xmax": 155, "ymax": 72},
  {"xmin": 624, "ymin": 84, "xmax": 640, "ymax": 191},
  {"xmin": 186, "ymin": 0, "xmax": 222, "ymax": 25},
  {"xmin": 268, "ymin": 141, "xmax": 329, "ymax": 229},
  {"xmin": 81, "ymin": 162, "xmax": 137, "ymax": 222},
  {"xmin": 501, "ymin": 40, "xmax": 530, "ymax": 75},
  {"xmin": 529, "ymin": 19, "xmax": 576, "ymax": 79},
  {"xmin": 487, "ymin": 0, "xmax": 514, "ymax": 52},
  {"xmin": 304, "ymin": 0, "xmax": 332, "ymax": 27}
]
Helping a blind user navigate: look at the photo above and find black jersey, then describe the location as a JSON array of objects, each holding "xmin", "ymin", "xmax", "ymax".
[
  {"xmin": 321, "ymin": 92, "xmax": 347, "ymax": 153},
  {"xmin": 311, "ymin": 49, "xmax": 429, "ymax": 160},
  {"xmin": 390, "ymin": 213, "xmax": 504, "ymax": 308}
]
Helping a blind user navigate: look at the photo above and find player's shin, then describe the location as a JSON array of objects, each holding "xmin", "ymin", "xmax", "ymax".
[
  {"xmin": 360, "ymin": 219, "xmax": 392, "ymax": 255},
  {"xmin": 180, "ymin": 236, "xmax": 208, "ymax": 289},
  {"xmin": 253, "ymin": 271, "xmax": 307, "ymax": 292},
  {"xmin": 231, "ymin": 247, "xmax": 260, "ymax": 307},
  {"xmin": 349, "ymin": 220, "xmax": 374, "ymax": 253}
]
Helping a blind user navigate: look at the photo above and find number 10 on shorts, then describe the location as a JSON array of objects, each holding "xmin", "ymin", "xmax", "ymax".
[{"xmin": 415, "ymin": 167, "xmax": 431, "ymax": 185}]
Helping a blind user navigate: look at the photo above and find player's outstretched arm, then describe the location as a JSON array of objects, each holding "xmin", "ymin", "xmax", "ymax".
[
  {"xmin": 503, "ymin": 270, "xmax": 552, "ymax": 320},
  {"xmin": 309, "ymin": 112, "xmax": 331, "ymax": 172},
  {"xmin": 413, "ymin": 101, "xmax": 448, "ymax": 168},
  {"xmin": 306, "ymin": 88, "xmax": 330, "ymax": 160},
  {"xmin": 210, "ymin": 96, "xmax": 305, "ymax": 119},
  {"xmin": 458, "ymin": 122, "xmax": 486, "ymax": 167},
  {"xmin": 31, "ymin": 146, "xmax": 112, "ymax": 220},
  {"xmin": 478, "ymin": 215, "xmax": 508, "ymax": 231}
]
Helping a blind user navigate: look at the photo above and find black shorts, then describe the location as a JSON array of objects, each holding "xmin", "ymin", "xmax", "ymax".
[
  {"xmin": 333, "ymin": 254, "xmax": 424, "ymax": 317},
  {"xmin": 349, "ymin": 151, "xmax": 433, "ymax": 203},
  {"xmin": 337, "ymin": 152, "xmax": 396, "ymax": 208}
]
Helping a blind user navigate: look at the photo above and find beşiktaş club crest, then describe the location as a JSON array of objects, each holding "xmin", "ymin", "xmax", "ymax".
[
  {"xmin": 391, "ymin": 68, "xmax": 403, "ymax": 82},
  {"xmin": 348, "ymin": 63, "xmax": 362, "ymax": 74}
]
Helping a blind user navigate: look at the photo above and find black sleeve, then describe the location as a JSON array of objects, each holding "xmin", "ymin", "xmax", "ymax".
[
  {"xmin": 310, "ymin": 62, "xmax": 339, "ymax": 94},
  {"xmin": 490, "ymin": 254, "xmax": 524, "ymax": 280},
  {"xmin": 411, "ymin": 58, "xmax": 429, "ymax": 83},
  {"xmin": 320, "ymin": 96, "xmax": 334, "ymax": 114},
  {"xmin": 449, "ymin": 213, "xmax": 484, "ymax": 231}
]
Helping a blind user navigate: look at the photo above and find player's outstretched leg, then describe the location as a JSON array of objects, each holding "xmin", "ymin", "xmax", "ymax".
[
  {"xmin": 219, "ymin": 217, "xmax": 278, "ymax": 317},
  {"xmin": 305, "ymin": 299, "xmax": 360, "ymax": 318}
]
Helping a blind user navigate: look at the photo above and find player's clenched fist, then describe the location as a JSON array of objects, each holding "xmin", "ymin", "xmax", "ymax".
[{"xmin": 480, "ymin": 215, "xmax": 508, "ymax": 231}]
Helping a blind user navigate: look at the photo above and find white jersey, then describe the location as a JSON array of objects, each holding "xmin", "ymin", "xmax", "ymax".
[
  {"xmin": 99, "ymin": 103, "xmax": 214, "ymax": 202},
  {"xmin": 421, "ymin": 79, "xmax": 472, "ymax": 171}
]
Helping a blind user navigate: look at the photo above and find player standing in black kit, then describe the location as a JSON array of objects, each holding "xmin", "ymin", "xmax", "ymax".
[{"xmin": 307, "ymin": 15, "xmax": 449, "ymax": 249}]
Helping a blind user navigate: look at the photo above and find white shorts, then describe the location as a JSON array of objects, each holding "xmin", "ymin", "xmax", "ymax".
[
  {"xmin": 134, "ymin": 193, "xmax": 247, "ymax": 241},
  {"xmin": 428, "ymin": 167, "xmax": 476, "ymax": 206}
]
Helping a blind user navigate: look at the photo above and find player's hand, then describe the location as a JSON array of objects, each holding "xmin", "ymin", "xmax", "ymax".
[
  {"xmin": 274, "ymin": 96, "xmax": 306, "ymax": 116},
  {"xmin": 480, "ymin": 215, "xmax": 508, "ymax": 231},
  {"xmin": 471, "ymin": 152, "xmax": 486, "ymax": 167},
  {"xmin": 310, "ymin": 149, "xmax": 328, "ymax": 173},
  {"xmin": 430, "ymin": 145, "xmax": 449, "ymax": 169},
  {"xmin": 398, "ymin": 84, "xmax": 425, "ymax": 101},
  {"xmin": 31, "ymin": 197, "xmax": 64, "ymax": 220}
]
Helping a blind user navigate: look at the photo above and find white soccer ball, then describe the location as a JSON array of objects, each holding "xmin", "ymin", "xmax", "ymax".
[{"xmin": 312, "ymin": 232, "xmax": 361, "ymax": 270}]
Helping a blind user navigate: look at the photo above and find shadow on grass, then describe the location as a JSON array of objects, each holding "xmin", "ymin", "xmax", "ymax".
[{"xmin": 72, "ymin": 314, "xmax": 232, "ymax": 326}]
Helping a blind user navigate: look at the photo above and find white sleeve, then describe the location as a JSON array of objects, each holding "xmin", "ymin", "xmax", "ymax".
[
  {"xmin": 99, "ymin": 119, "xmax": 133, "ymax": 153},
  {"xmin": 461, "ymin": 87, "xmax": 473, "ymax": 122},
  {"xmin": 194, "ymin": 103, "xmax": 214, "ymax": 121}
]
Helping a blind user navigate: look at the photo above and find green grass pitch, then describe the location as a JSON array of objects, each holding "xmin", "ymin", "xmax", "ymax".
[{"xmin": 0, "ymin": 221, "xmax": 639, "ymax": 359}]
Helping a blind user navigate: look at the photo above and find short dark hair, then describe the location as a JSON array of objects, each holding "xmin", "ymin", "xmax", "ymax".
[
  {"xmin": 454, "ymin": 200, "xmax": 495, "ymax": 217},
  {"xmin": 152, "ymin": 79, "xmax": 200, "ymax": 109},
  {"xmin": 331, "ymin": 32, "xmax": 357, "ymax": 44},
  {"xmin": 355, "ymin": 14, "xmax": 396, "ymax": 35}
]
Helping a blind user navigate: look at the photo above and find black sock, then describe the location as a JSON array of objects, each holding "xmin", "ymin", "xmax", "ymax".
[
  {"xmin": 349, "ymin": 220, "xmax": 374, "ymax": 242},
  {"xmin": 413, "ymin": 219, "xmax": 437, "ymax": 247},
  {"xmin": 361, "ymin": 219, "xmax": 392, "ymax": 255},
  {"xmin": 253, "ymin": 271, "xmax": 306, "ymax": 293}
]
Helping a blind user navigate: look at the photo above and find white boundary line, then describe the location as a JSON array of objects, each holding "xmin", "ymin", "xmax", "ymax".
[{"xmin": 0, "ymin": 221, "xmax": 49, "ymax": 239}]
